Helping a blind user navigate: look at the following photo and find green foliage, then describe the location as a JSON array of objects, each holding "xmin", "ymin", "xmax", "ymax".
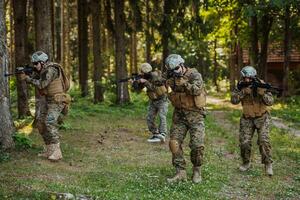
[
  {"xmin": 0, "ymin": 151, "xmax": 10, "ymax": 163},
  {"xmin": 13, "ymin": 132, "xmax": 33, "ymax": 150}
]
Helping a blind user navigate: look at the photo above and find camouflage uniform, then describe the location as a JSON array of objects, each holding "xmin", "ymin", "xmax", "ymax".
[
  {"xmin": 231, "ymin": 84, "xmax": 274, "ymax": 165},
  {"xmin": 167, "ymin": 67, "xmax": 206, "ymax": 170},
  {"xmin": 143, "ymin": 70, "xmax": 168, "ymax": 135},
  {"xmin": 26, "ymin": 62, "xmax": 68, "ymax": 145}
]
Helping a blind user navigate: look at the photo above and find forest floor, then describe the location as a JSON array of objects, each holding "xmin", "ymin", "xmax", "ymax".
[{"xmin": 0, "ymin": 94, "xmax": 299, "ymax": 199}]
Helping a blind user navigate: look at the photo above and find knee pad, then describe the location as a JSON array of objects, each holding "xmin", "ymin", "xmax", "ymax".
[
  {"xmin": 169, "ymin": 140, "xmax": 180, "ymax": 154},
  {"xmin": 240, "ymin": 142, "xmax": 251, "ymax": 150}
]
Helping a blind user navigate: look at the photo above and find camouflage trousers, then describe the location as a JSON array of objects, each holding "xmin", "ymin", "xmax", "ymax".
[
  {"xmin": 147, "ymin": 96, "xmax": 168, "ymax": 134},
  {"xmin": 239, "ymin": 112, "xmax": 273, "ymax": 164},
  {"xmin": 169, "ymin": 109, "xmax": 205, "ymax": 170},
  {"xmin": 37, "ymin": 101, "xmax": 66, "ymax": 145}
]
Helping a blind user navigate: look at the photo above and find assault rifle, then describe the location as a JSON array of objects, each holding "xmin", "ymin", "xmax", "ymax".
[
  {"xmin": 118, "ymin": 73, "xmax": 152, "ymax": 91},
  {"xmin": 237, "ymin": 78, "xmax": 283, "ymax": 97},
  {"xmin": 119, "ymin": 73, "xmax": 146, "ymax": 83},
  {"xmin": 5, "ymin": 65, "xmax": 35, "ymax": 77},
  {"xmin": 166, "ymin": 70, "xmax": 183, "ymax": 79}
]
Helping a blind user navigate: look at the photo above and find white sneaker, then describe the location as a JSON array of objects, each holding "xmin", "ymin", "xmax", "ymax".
[
  {"xmin": 147, "ymin": 135, "xmax": 161, "ymax": 143},
  {"xmin": 157, "ymin": 133, "xmax": 166, "ymax": 143}
]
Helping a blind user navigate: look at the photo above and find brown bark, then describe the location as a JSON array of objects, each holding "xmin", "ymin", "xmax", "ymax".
[
  {"xmin": 229, "ymin": 43, "xmax": 236, "ymax": 91},
  {"xmin": 161, "ymin": 0, "xmax": 172, "ymax": 71},
  {"xmin": 258, "ymin": 14, "xmax": 273, "ymax": 79},
  {"xmin": 145, "ymin": 0, "xmax": 151, "ymax": 63},
  {"xmin": 283, "ymin": 5, "xmax": 291, "ymax": 96},
  {"xmin": 61, "ymin": 0, "xmax": 71, "ymax": 79},
  {"xmin": 33, "ymin": 0, "xmax": 53, "ymax": 127},
  {"xmin": 0, "ymin": 0, "xmax": 15, "ymax": 150},
  {"xmin": 114, "ymin": 0, "xmax": 129, "ymax": 104},
  {"xmin": 9, "ymin": 0, "xmax": 14, "ymax": 73},
  {"xmin": 78, "ymin": 0, "xmax": 89, "ymax": 97},
  {"xmin": 12, "ymin": 0, "xmax": 31, "ymax": 118},
  {"xmin": 213, "ymin": 39, "xmax": 219, "ymax": 91},
  {"xmin": 130, "ymin": 31, "xmax": 137, "ymax": 74},
  {"xmin": 92, "ymin": 0, "xmax": 104, "ymax": 103},
  {"xmin": 54, "ymin": 0, "xmax": 61, "ymax": 63},
  {"xmin": 249, "ymin": 14, "xmax": 258, "ymax": 67}
]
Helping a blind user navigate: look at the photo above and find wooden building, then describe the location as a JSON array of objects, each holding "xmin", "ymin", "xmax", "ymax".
[{"xmin": 243, "ymin": 45, "xmax": 300, "ymax": 87}]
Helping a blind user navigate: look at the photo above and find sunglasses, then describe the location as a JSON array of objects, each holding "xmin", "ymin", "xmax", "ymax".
[
  {"xmin": 32, "ymin": 62, "xmax": 39, "ymax": 65},
  {"xmin": 174, "ymin": 66, "xmax": 180, "ymax": 70}
]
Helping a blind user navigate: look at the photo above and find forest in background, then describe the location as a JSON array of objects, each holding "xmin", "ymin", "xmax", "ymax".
[
  {"xmin": 1, "ymin": 0, "xmax": 300, "ymax": 152},
  {"xmin": 0, "ymin": 1, "xmax": 300, "ymax": 199}
]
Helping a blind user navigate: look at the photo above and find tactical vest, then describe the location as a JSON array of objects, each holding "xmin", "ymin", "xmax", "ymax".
[
  {"xmin": 147, "ymin": 70, "xmax": 167, "ymax": 100},
  {"xmin": 41, "ymin": 62, "xmax": 69, "ymax": 97},
  {"xmin": 241, "ymin": 86, "xmax": 268, "ymax": 118},
  {"xmin": 168, "ymin": 68, "xmax": 206, "ymax": 110}
]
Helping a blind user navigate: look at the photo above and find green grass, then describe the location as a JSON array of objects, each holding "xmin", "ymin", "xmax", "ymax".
[
  {"xmin": 272, "ymin": 96, "xmax": 300, "ymax": 129},
  {"xmin": 0, "ymin": 91, "xmax": 299, "ymax": 199}
]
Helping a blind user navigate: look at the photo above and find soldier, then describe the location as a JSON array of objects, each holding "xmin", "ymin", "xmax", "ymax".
[
  {"xmin": 165, "ymin": 54, "xmax": 206, "ymax": 183},
  {"xmin": 134, "ymin": 63, "xmax": 169, "ymax": 143},
  {"xmin": 231, "ymin": 66, "xmax": 274, "ymax": 176},
  {"xmin": 20, "ymin": 51, "xmax": 70, "ymax": 161}
]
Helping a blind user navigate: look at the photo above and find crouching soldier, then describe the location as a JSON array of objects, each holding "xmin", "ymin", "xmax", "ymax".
[
  {"xmin": 21, "ymin": 51, "xmax": 70, "ymax": 161},
  {"xmin": 231, "ymin": 66, "xmax": 274, "ymax": 176},
  {"xmin": 134, "ymin": 63, "xmax": 169, "ymax": 143},
  {"xmin": 165, "ymin": 54, "xmax": 206, "ymax": 183}
]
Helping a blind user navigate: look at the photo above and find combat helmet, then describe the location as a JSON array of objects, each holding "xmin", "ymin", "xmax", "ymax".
[
  {"xmin": 31, "ymin": 51, "xmax": 49, "ymax": 63},
  {"xmin": 165, "ymin": 54, "xmax": 184, "ymax": 70},
  {"xmin": 139, "ymin": 63, "xmax": 152, "ymax": 73},
  {"xmin": 240, "ymin": 66, "xmax": 257, "ymax": 78}
]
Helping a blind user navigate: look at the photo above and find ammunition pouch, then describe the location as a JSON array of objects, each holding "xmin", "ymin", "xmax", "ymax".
[
  {"xmin": 147, "ymin": 85, "xmax": 167, "ymax": 100},
  {"xmin": 168, "ymin": 89, "xmax": 206, "ymax": 110},
  {"xmin": 242, "ymin": 96, "xmax": 268, "ymax": 118},
  {"xmin": 54, "ymin": 93, "xmax": 71, "ymax": 104}
]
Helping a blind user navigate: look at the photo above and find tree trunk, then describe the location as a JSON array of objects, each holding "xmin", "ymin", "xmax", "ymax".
[
  {"xmin": 9, "ymin": 0, "xmax": 14, "ymax": 73},
  {"xmin": 213, "ymin": 39, "xmax": 219, "ymax": 91},
  {"xmin": 104, "ymin": 0, "xmax": 114, "ymax": 79},
  {"xmin": 12, "ymin": 0, "xmax": 31, "ymax": 118},
  {"xmin": 54, "ymin": 0, "xmax": 61, "ymax": 63},
  {"xmin": 130, "ymin": 31, "xmax": 137, "ymax": 74},
  {"xmin": 145, "ymin": 0, "xmax": 151, "ymax": 63},
  {"xmin": 161, "ymin": 0, "xmax": 172, "ymax": 71},
  {"xmin": 78, "ymin": 0, "xmax": 89, "ymax": 97},
  {"xmin": 61, "ymin": 0, "xmax": 71, "ymax": 80},
  {"xmin": 114, "ymin": 0, "xmax": 129, "ymax": 104},
  {"xmin": 258, "ymin": 14, "xmax": 273, "ymax": 80},
  {"xmin": 249, "ymin": 14, "xmax": 259, "ymax": 68},
  {"xmin": 92, "ymin": 0, "xmax": 104, "ymax": 103},
  {"xmin": 283, "ymin": 5, "xmax": 291, "ymax": 96},
  {"xmin": 33, "ymin": 0, "xmax": 53, "ymax": 127},
  {"xmin": 0, "ymin": 0, "xmax": 15, "ymax": 150},
  {"xmin": 229, "ymin": 43, "xmax": 236, "ymax": 91}
]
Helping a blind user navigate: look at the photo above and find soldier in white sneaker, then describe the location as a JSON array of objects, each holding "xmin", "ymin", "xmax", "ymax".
[{"xmin": 132, "ymin": 63, "xmax": 169, "ymax": 143}]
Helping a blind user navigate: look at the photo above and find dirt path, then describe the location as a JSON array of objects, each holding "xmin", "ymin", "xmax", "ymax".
[{"xmin": 207, "ymin": 96, "xmax": 300, "ymax": 137}]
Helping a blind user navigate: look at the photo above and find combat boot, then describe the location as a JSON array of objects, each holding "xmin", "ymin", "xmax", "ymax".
[
  {"xmin": 239, "ymin": 162, "xmax": 251, "ymax": 172},
  {"xmin": 265, "ymin": 163, "xmax": 273, "ymax": 176},
  {"xmin": 192, "ymin": 167, "xmax": 202, "ymax": 183},
  {"xmin": 48, "ymin": 143, "xmax": 63, "ymax": 161},
  {"xmin": 167, "ymin": 169, "xmax": 187, "ymax": 183},
  {"xmin": 38, "ymin": 145, "xmax": 51, "ymax": 158}
]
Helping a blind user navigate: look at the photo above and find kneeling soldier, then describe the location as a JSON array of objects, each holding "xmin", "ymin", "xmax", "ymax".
[
  {"xmin": 21, "ymin": 51, "xmax": 70, "ymax": 161},
  {"xmin": 231, "ymin": 66, "xmax": 274, "ymax": 176}
]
